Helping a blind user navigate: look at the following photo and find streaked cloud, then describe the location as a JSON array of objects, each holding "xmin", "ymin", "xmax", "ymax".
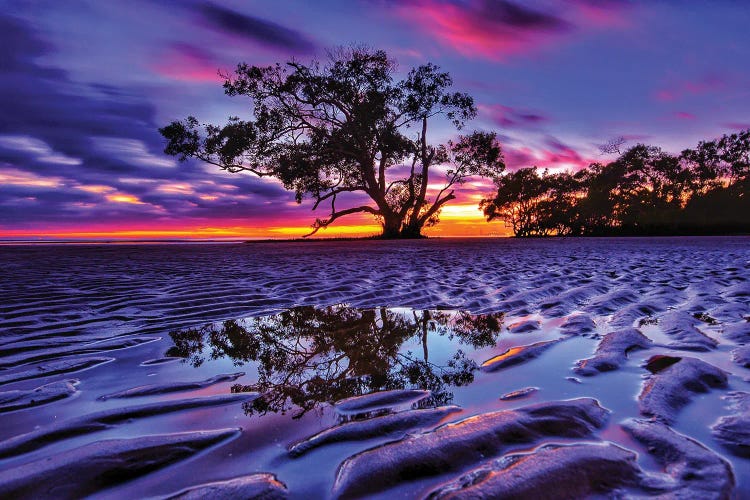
[
  {"xmin": 93, "ymin": 138, "xmax": 176, "ymax": 168},
  {"xmin": 152, "ymin": 43, "xmax": 226, "ymax": 83},
  {"xmin": 480, "ymin": 104, "xmax": 549, "ymax": 129},
  {"xmin": 0, "ymin": 135, "xmax": 81, "ymax": 165},
  {"xmin": 0, "ymin": 167, "xmax": 63, "ymax": 188},
  {"xmin": 195, "ymin": 2, "xmax": 316, "ymax": 53},
  {"xmin": 655, "ymin": 75, "xmax": 727, "ymax": 102},
  {"xmin": 386, "ymin": 0, "xmax": 568, "ymax": 60}
]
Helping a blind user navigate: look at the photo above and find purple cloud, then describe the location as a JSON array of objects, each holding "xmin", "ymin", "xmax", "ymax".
[
  {"xmin": 196, "ymin": 2, "xmax": 316, "ymax": 53},
  {"xmin": 481, "ymin": 104, "xmax": 549, "ymax": 129}
]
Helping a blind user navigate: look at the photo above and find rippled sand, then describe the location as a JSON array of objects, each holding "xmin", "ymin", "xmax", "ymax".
[{"xmin": 0, "ymin": 237, "xmax": 748, "ymax": 498}]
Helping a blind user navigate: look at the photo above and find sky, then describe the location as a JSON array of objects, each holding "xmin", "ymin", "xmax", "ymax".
[{"xmin": 1, "ymin": 0, "xmax": 749, "ymax": 240}]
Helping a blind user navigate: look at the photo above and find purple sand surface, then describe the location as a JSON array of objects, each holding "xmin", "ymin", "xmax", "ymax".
[{"xmin": 0, "ymin": 236, "xmax": 748, "ymax": 498}]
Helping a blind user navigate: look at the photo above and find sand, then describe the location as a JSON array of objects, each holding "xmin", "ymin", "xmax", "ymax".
[{"xmin": 0, "ymin": 236, "xmax": 748, "ymax": 498}]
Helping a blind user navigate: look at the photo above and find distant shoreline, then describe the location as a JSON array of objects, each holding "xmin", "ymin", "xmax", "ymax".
[
  {"xmin": 2, "ymin": 233, "xmax": 750, "ymax": 246},
  {"xmin": 0, "ymin": 235, "xmax": 503, "ymax": 245}
]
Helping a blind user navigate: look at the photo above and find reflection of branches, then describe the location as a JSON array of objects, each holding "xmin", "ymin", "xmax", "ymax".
[{"xmin": 167, "ymin": 306, "xmax": 503, "ymax": 418}]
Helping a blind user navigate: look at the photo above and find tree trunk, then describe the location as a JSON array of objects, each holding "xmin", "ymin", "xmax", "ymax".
[
  {"xmin": 381, "ymin": 214, "xmax": 426, "ymax": 238},
  {"xmin": 399, "ymin": 223, "xmax": 425, "ymax": 239},
  {"xmin": 381, "ymin": 215, "xmax": 403, "ymax": 239}
]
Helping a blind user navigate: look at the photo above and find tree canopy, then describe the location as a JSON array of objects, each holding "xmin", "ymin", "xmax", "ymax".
[
  {"xmin": 160, "ymin": 47, "xmax": 504, "ymax": 238},
  {"xmin": 482, "ymin": 129, "xmax": 750, "ymax": 237}
]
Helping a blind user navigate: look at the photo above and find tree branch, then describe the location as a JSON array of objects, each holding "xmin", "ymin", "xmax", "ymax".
[
  {"xmin": 419, "ymin": 190, "xmax": 455, "ymax": 225},
  {"xmin": 311, "ymin": 186, "xmax": 365, "ymax": 211},
  {"xmin": 304, "ymin": 205, "xmax": 382, "ymax": 237}
]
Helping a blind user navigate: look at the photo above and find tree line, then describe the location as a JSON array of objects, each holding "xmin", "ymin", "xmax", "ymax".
[{"xmin": 481, "ymin": 130, "xmax": 750, "ymax": 236}]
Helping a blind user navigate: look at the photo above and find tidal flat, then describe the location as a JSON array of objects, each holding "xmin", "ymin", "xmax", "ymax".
[{"xmin": 0, "ymin": 237, "xmax": 748, "ymax": 498}]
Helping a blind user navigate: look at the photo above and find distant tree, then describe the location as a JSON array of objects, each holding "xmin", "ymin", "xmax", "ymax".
[
  {"xmin": 683, "ymin": 129, "xmax": 750, "ymax": 186},
  {"xmin": 681, "ymin": 129, "xmax": 750, "ymax": 231},
  {"xmin": 481, "ymin": 167, "xmax": 545, "ymax": 236},
  {"xmin": 481, "ymin": 167, "xmax": 579, "ymax": 236},
  {"xmin": 160, "ymin": 47, "xmax": 505, "ymax": 238},
  {"xmin": 680, "ymin": 141, "xmax": 724, "ymax": 194},
  {"xmin": 483, "ymin": 130, "xmax": 750, "ymax": 237},
  {"xmin": 538, "ymin": 171, "xmax": 580, "ymax": 235},
  {"xmin": 606, "ymin": 145, "xmax": 688, "ymax": 232},
  {"xmin": 569, "ymin": 163, "xmax": 619, "ymax": 235}
]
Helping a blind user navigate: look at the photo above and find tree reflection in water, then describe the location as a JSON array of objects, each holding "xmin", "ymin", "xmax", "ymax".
[{"xmin": 167, "ymin": 306, "xmax": 504, "ymax": 418}]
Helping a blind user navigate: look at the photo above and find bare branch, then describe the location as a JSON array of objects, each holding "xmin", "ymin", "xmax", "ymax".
[
  {"xmin": 311, "ymin": 186, "xmax": 365, "ymax": 211},
  {"xmin": 599, "ymin": 137, "xmax": 627, "ymax": 155},
  {"xmin": 303, "ymin": 205, "xmax": 381, "ymax": 237}
]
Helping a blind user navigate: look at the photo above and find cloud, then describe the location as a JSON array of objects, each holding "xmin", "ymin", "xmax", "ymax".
[
  {"xmin": 654, "ymin": 75, "xmax": 726, "ymax": 102},
  {"xmin": 0, "ymin": 14, "xmax": 303, "ymax": 230},
  {"xmin": 723, "ymin": 122, "xmax": 750, "ymax": 131},
  {"xmin": 374, "ymin": 0, "xmax": 636, "ymax": 60},
  {"xmin": 151, "ymin": 43, "xmax": 227, "ymax": 83},
  {"xmin": 478, "ymin": 0, "xmax": 565, "ymax": 29},
  {"xmin": 386, "ymin": 0, "xmax": 568, "ymax": 60},
  {"xmin": 0, "ymin": 167, "xmax": 63, "ymax": 189},
  {"xmin": 501, "ymin": 136, "xmax": 595, "ymax": 171},
  {"xmin": 568, "ymin": 0, "xmax": 632, "ymax": 28},
  {"xmin": 0, "ymin": 16, "xmax": 163, "ymax": 178},
  {"xmin": 480, "ymin": 104, "xmax": 549, "ymax": 129},
  {"xmin": 0, "ymin": 135, "xmax": 82, "ymax": 165},
  {"xmin": 674, "ymin": 111, "xmax": 696, "ymax": 120},
  {"xmin": 196, "ymin": 2, "xmax": 315, "ymax": 53},
  {"xmin": 93, "ymin": 138, "xmax": 176, "ymax": 168}
]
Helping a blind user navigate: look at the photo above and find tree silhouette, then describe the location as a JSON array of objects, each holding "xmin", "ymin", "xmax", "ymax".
[
  {"xmin": 159, "ymin": 47, "xmax": 505, "ymax": 238},
  {"xmin": 607, "ymin": 144, "xmax": 687, "ymax": 232},
  {"xmin": 483, "ymin": 129, "xmax": 750, "ymax": 236},
  {"xmin": 167, "ymin": 305, "xmax": 504, "ymax": 417},
  {"xmin": 481, "ymin": 167, "xmax": 579, "ymax": 236}
]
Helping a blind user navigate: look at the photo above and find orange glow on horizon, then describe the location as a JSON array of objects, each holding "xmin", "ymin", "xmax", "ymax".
[
  {"xmin": 0, "ymin": 200, "xmax": 510, "ymax": 240},
  {"xmin": 0, "ymin": 196, "xmax": 513, "ymax": 239},
  {"xmin": 0, "ymin": 216, "xmax": 511, "ymax": 240}
]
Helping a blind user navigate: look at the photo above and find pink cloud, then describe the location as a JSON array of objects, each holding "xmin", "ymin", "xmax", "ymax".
[
  {"xmin": 655, "ymin": 75, "xmax": 726, "ymax": 102},
  {"xmin": 151, "ymin": 43, "xmax": 227, "ymax": 83},
  {"xmin": 503, "ymin": 137, "xmax": 595, "ymax": 171},
  {"xmin": 386, "ymin": 0, "xmax": 633, "ymax": 61},
  {"xmin": 674, "ymin": 111, "xmax": 696, "ymax": 120},
  {"xmin": 722, "ymin": 122, "xmax": 750, "ymax": 131},
  {"xmin": 391, "ymin": 0, "xmax": 568, "ymax": 60},
  {"xmin": 572, "ymin": 0, "xmax": 632, "ymax": 28},
  {"xmin": 504, "ymin": 146, "xmax": 537, "ymax": 169}
]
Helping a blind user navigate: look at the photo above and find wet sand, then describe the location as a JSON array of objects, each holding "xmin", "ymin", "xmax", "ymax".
[{"xmin": 0, "ymin": 237, "xmax": 748, "ymax": 498}]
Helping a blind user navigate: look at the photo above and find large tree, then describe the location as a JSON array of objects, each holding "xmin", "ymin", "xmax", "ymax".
[{"xmin": 160, "ymin": 48, "xmax": 504, "ymax": 238}]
